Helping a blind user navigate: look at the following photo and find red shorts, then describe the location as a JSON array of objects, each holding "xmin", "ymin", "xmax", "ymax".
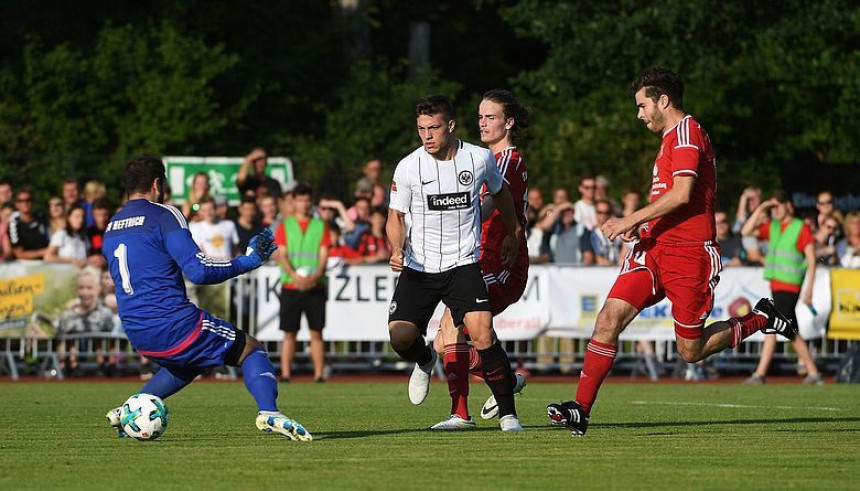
[
  {"xmin": 460, "ymin": 256, "xmax": 528, "ymax": 336},
  {"xmin": 608, "ymin": 239, "xmax": 722, "ymax": 340},
  {"xmin": 479, "ymin": 255, "xmax": 528, "ymax": 316}
]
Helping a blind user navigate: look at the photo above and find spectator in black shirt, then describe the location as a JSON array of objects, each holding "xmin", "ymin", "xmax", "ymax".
[
  {"xmin": 237, "ymin": 147, "xmax": 282, "ymax": 199},
  {"xmin": 87, "ymin": 199, "xmax": 112, "ymax": 268},
  {"xmin": 10, "ymin": 189, "xmax": 48, "ymax": 260},
  {"xmin": 234, "ymin": 197, "xmax": 264, "ymax": 252}
]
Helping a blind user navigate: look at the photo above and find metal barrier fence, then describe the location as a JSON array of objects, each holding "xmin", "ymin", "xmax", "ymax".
[{"xmin": 0, "ymin": 266, "xmax": 855, "ymax": 381}]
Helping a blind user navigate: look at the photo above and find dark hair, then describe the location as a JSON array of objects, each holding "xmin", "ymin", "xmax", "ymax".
[
  {"xmin": 594, "ymin": 198, "xmax": 613, "ymax": 210},
  {"xmin": 124, "ymin": 156, "xmax": 165, "ymax": 196},
  {"xmin": 65, "ymin": 204, "xmax": 87, "ymax": 237},
  {"xmin": 482, "ymin": 89, "xmax": 531, "ymax": 143},
  {"xmin": 239, "ymin": 196, "xmax": 257, "ymax": 207},
  {"xmin": 293, "ymin": 182, "xmax": 313, "ymax": 198},
  {"xmin": 771, "ymin": 190, "xmax": 791, "ymax": 204},
  {"xmin": 197, "ymin": 196, "xmax": 216, "ymax": 208},
  {"xmin": 630, "ymin": 67, "xmax": 684, "ymax": 110},
  {"xmin": 0, "ymin": 179, "xmax": 11, "ymax": 187},
  {"xmin": 92, "ymin": 198, "xmax": 111, "ymax": 211},
  {"xmin": 415, "ymin": 94, "xmax": 455, "ymax": 122},
  {"xmin": 371, "ymin": 206, "xmax": 388, "ymax": 218}
]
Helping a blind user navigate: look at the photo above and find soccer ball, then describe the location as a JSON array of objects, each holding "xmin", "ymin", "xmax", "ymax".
[{"xmin": 121, "ymin": 393, "xmax": 169, "ymax": 441}]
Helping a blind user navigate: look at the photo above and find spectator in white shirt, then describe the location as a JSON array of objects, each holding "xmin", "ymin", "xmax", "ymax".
[
  {"xmin": 189, "ymin": 197, "xmax": 239, "ymax": 259},
  {"xmin": 44, "ymin": 204, "xmax": 89, "ymax": 268}
]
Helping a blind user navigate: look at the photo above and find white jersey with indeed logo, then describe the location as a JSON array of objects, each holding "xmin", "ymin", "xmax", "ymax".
[{"xmin": 389, "ymin": 140, "xmax": 503, "ymax": 273}]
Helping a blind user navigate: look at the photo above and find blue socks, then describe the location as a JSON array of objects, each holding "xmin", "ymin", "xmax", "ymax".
[
  {"xmin": 140, "ymin": 366, "xmax": 203, "ymax": 399},
  {"xmin": 242, "ymin": 349, "xmax": 279, "ymax": 412},
  {"xmin": 138, "ymin": 350, "xmax": 279, "ymax": 413}
]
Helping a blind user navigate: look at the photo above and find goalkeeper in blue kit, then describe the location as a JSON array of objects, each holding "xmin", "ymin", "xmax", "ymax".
[{"xmin": 103, "ymin": 156, "xmax": 311, "ymax": 441}]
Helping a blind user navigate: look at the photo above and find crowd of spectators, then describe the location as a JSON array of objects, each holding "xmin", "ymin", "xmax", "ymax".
[
  {"xmin": 1, "ymin": 152, "xmax": 858, "ymax": 381},
  {"xmin": 2, "ymin": 156, "xmax": 859, "ymax": 274}
]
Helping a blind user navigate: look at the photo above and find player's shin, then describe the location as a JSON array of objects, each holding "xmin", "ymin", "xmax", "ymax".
[
  {"xmin": 444, "ymin": 344, "xmax": 471, "ymax": 419},
  {"xmin": 242, "ymin": 349, "xmax": 279, "ymax": 412},
  {"xmin": 478, "ymin": 341, "xmax": 516, "ymax": 418},
  {"xmin": 726, "ymin": 311, "xmax": 767, "ymax": 347},
  {"xmin": 390, "ymin": 324, "xmax": 433, "ymax": 365},
  {"xmin": 575, "ymin": 340, "xmax": 617, "ymax": 414},
  {"xmin": 140, "ymin": 366, "xmax": 203, "ymax": 399}
]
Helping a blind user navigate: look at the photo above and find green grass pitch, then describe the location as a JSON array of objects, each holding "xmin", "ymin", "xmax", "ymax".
[{"xmin": 1, "ymin": 380, "xmax": 858, "ymax": 490}]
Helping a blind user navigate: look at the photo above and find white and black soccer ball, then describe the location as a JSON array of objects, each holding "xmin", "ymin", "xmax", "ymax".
[{"xmin": 121, "ymin": 393, "xmax": 169, "ymax": 441}]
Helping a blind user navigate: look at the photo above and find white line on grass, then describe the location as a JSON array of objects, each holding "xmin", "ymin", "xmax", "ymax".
[{"xmin": 630, "ymin": 401, "xmax": 842, "ymax": 412}]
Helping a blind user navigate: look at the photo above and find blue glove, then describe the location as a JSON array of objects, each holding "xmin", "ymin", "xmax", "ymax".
[{"xmin": 246, "ymin": 228, "xmax": 278, "ymax": 266}]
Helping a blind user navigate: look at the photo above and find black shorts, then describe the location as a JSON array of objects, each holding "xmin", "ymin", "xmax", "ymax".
[
  {"xmin": 388, "ymin": 264, "xmax": 491, "ymax": 335},
  {"xmin": 280, "ymin": 288, "xmax": 327, "ymax": 333},
  {"xmin": 772, "ymin": 290, "xmax": 800, "ymax": 328}
]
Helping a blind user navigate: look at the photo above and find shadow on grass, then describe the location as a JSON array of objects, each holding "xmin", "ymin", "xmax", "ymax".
[{"xmin": 314, "ymin": 417, "xmax": 860, "ymax": 440}]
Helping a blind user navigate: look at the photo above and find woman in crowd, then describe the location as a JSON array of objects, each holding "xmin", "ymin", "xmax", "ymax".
[
  {"xmin": 356, "ymin": 207, "xmax": 390, "ymax": 264},
  {"xmin": 47, "ymin": 197, "xmax": 67, "ymax": 239},
  {"xmin": 181, "ymin": 172, "xmax": 212, "ymax": 221},
  {"xmin": 814, "ymin": 214, "xmax": 842, "ymax": 266},
  {"xmin": 44, "ymin": 205, "xmax": 89, "ymax": 268},
  {"xmin": 836, "ymin": 211, "xmax": 860, "ymax": 268}
]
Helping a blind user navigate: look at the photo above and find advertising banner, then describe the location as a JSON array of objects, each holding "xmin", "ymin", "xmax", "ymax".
[
  {"xmin": 828, "ymin": 268, "xmax": 860, "ymax": 340},
  {"xmin": 0, "ymin": 264, "xmax": 84, "ymax": 338},
  {"xmin": 163, "ymin": 156, "xmax": 294, "ymax": 206},
  {"xmin": 254, "ymin": 264, "xmax": 551, "ymax": 342}
]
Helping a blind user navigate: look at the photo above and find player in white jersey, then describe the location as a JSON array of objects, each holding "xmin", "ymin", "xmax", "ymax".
[{"xmin": 386, "ymin": 94, "xmax": 526, "ymax": 431}]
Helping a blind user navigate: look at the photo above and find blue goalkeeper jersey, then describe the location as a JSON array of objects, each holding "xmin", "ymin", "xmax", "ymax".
[{"xmin": 103, "ymin": 199, "xmax": 256, "ymax": 354}]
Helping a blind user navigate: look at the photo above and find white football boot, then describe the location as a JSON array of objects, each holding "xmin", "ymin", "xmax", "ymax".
[
  {"xmin": 429, "ymin": 415, "xmax": 477, "ymax": 431},
  {"xmin": 408, "ymin": 348, "xmax": 437, "ymax": 405},
  {"xmin": 481, "ymin": 373, "xmax": 527, "ymax": 420},
  {"xmin": 256, "ymin": 412, "xmax": 313, "ymax": 442},
  {"xmin": 106, "ymin": 406, "xmax": 128, "ymax": 438},
  {"xmin": 499, "ymin": 414, "xmax": 525, "ymax": 432}
]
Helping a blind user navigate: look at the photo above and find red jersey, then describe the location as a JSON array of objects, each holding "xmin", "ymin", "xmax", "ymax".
[
  {"xmin": 480, "ymin": 147, "xmax": 529, "ymax": 276},
  {"xmin": 357, "ymin": 232, "xmax": 390, "ymax": 257},
  {"xmin": 646, "ymin": 115, "xmax": 716, "ymax": 245},
  {"xmin": 757, "ymin": 219, "xmax": 814, "ymax": 293}
]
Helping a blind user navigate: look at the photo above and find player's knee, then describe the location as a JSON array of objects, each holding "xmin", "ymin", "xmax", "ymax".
[
  {"xmin": 388, "ymin": 322, "xmax": 421, "ymax": 352},
  {"xmin": 593, "ymin": 308, "xmax": 624, "ymax": 342}
]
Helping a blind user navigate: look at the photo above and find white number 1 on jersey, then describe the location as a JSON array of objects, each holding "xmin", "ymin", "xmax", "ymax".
[{"xmin": 113, "ymin": 243, "xmax": 134, "ymax": 295}]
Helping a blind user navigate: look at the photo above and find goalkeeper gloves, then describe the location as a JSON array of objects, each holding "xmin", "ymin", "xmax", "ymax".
[{"xmin": 246, "ymin": 228, "xmax": 278, "ymax": 266}]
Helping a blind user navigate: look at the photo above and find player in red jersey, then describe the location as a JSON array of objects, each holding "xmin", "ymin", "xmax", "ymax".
[
  {"xmin": 547, "ymin": 67, "xmax": 797, "ymax": 436},
  {"xmin": 423, "ymin": 89, "xmax": 530, "ymax": 430}
]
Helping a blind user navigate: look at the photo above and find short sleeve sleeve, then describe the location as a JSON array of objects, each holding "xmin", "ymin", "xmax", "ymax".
[
  {"xmin": 274, "ymin": 221, "xmax": 286, "ymax": 247},
  {"xmin": 671, "ymin": 120, "xmax": 703, "ymax": 177},
  {"xmin": 388, "ymin": 161, "xmax": 412, "ymax": 213}
]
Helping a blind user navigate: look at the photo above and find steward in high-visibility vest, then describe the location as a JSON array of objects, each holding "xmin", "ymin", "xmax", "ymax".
[
  {"xmin": 273, "ymin": 182, "xmax": 330, "ymax": 383},
  {"xmin": 740, "ymin": 190, "xmax": 822, "ymax": 384},
  {"xmin": 280, "ymin": 216, "xmax": 327, "ymax": 288},
  {"xmin": 763, "ymin": 218, "xmax": 806, "ymax": 286}
]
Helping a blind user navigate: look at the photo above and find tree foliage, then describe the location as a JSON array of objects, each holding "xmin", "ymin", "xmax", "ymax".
[{"xmin": 0, "ymin": 0, "xmax": 856, "ymax": 207}]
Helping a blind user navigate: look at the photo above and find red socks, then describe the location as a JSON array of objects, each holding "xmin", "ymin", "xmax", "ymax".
[
  {"xmin": 443, "ymin": 344, "xmax": 471, "ymax": 419},
  {"xmin": 575, "ymin": 340, "xmax": 617, "ymax": 414},
  {"xmin": 728, "ymin": 310, "xmax": 768, "ymax": 347}
]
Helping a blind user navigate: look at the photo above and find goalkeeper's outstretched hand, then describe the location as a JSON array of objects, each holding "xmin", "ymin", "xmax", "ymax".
[{"xmin": 246, "ymin": 228, "xmax": 278, "ymax": 266}]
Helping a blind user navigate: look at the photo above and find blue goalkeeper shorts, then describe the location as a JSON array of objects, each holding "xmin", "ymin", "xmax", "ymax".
[{"xmin": 136, "ymin": 311, "xmax": 246, "ymax": 369}]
